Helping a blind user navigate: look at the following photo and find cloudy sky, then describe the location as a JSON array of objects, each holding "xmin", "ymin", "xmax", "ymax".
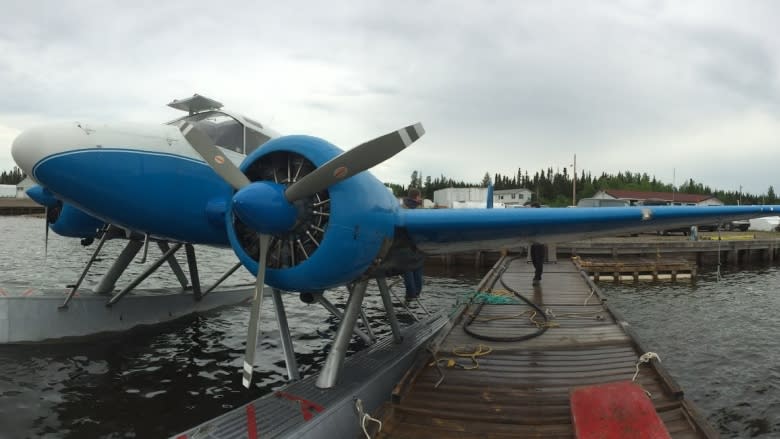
[{"xmin": 1, "ymin": 0, "xmax": 778, "ymax": 195}]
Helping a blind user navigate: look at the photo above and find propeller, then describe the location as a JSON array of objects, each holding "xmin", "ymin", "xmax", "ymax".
[
  {"xmin": 180, "ymin": 122, "xmax": 251, "ymax": 190},
  {"xmin": 242, "ymin": 233, "xmax": 269, "ymax": 388},
  {"xmin": 284, "ymin": 123, "xmax": 424, "ymax": 202},
  {"xmin": 180, "ymin": 120, "xmax": 425, "ymax": 388},
  {"xmin": 44, "ymin": 206, "xmax": 49, "ymax": 258}
]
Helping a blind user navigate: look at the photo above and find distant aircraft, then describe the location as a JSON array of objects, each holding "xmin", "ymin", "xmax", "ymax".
[{"xmin": 11, "ymin": 94, "xmax": 778, "ymax": 388}]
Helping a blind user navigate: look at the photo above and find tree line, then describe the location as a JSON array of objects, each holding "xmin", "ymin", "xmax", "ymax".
[
  {"xmin": 3, "ymin": 164, "xmax": 775, "ymax": 206},
  {"xmin": 392, "ymin": 168, "xmax": 777, "ymax": 206},
  {"xmin": 0, "ymin": 167, "xmax": 24, "ymax": 185}
]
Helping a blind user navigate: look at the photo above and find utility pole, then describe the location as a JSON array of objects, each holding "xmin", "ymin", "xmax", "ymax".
[{"xmin": 571, "ymin": 154, "xmax": 577, "ymax": 206}]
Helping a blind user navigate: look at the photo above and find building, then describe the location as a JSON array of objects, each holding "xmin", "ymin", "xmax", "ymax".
[
  {"xmin": 16, "ymin": 176, "xmax": 34, "ymax": 198},
  {"xmin": 493, "ymin": 188, "xmax": 533, "ymax": 207},
  {"xmin": 0, "ymin": 184, "xmax": 14, "ymax": 198},
  {"xmin": 592, "ymin": 189, "xmax": 723, "ymax": 206},
  {"xmin": 432, "ymin": 187, "xmax": 533, "ymax": 208},
  {"xmin": 433, "ymin": 187, "xmax": 488, "ymax": 208}
]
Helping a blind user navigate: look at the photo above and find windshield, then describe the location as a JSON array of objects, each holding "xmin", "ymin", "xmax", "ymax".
[{"xmin": 174, "ymin": 111, "xmax": 270, "ymax": 155}]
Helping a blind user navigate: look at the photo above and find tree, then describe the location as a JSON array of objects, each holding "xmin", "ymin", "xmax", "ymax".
[
  {"xmin": 409, "ymin": 171, "xmax": 419, "ymax": 189},
  {"xmin": 481, "ymin": 172, "xmax": 491, "ymax": 187},
  {"xmin": 0, "ymin": 167, "xmax": 25, "ymax": 185},
  {"xmin": 768, "ymin": 186, "xmax": 776, "ymax": 204}
]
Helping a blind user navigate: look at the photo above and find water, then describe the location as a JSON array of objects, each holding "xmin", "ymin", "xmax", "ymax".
[
  {"xmin": 1, "ymin": 216, "xmax": 779, "ymax": 438},
  {"xmin": 0, "ymin": 216, "xmax": 480, "ymax": 438},
  {"xmin": 598, "ymin": 269, "xmax": 780, "ymax": 438}
]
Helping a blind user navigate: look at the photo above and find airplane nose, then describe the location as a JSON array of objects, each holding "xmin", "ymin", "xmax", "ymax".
[
  {"xmin": 11, "ymin": 123, "xmax": 79, "ymax": 176},
  {"xmin": 12, "ymin": 125, "xmax": 50, "ymax": 175}
]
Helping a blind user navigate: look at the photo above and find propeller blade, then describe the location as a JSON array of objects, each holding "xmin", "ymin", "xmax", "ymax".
[
  {"xmin": 242, "ymin": 233, "xmax": 270, "ymax": 388},
  {"xmin": 284, "ymin": 123, "xmax": 425, "ymax": 202},
  {"xmin": 180, "ymin": 122, "xmax": 251, "ymax": 190},
  {"xmin": 44, "ymin": 206, "xmax": 49, "ymax": 259}
]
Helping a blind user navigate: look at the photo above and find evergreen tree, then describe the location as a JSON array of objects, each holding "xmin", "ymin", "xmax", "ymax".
[
  {"xmin": 0, "ymin": 167, "xmax": 25, "ymax": 185},
  {"xmin": 481, "ymin": 172, "xmax": 491, "ymax": 187}
]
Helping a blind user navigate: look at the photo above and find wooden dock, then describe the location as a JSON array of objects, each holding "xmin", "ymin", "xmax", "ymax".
[
  {"xmin": 0, "ymin": 198, "xmax": 43, "ymax": 215},
  {"xmin": 573, "ymin": 256, "xmax": 697, "ymax": 282},
  {"xmin": 373, "ymin": 256, "xmax": 717, "ymax": 438}
]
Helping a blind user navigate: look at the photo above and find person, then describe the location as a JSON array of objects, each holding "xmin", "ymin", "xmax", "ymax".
[
  {"xmin": 402, "ymin": 188, "xmax": 424, "ymax": 301},
  {"xmin": 529, "ymin": 202, "xmax": 545, "ymax": 285}
]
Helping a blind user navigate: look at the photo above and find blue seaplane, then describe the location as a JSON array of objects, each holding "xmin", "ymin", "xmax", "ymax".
[{"xmin": 11, "ymin": 94, "xmax": 778, "ymax": 389}]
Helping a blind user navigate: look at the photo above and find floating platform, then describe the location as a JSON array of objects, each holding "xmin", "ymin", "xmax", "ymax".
[
  {"xmin": 0, "ymin": 286, "xmax": 253, "ymax": 343},
  {"xmin": 573, "ymin": 256, "xmax": 697, "ymax": 282},
  {"xmin": 373, "ymin": 257, "xmax": 717, "ymax": 438}
]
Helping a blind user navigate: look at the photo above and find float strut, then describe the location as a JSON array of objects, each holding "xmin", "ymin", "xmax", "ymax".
[
  {"xmin": 272, "ymin": 288, "xmax": 300, "ymax": 381},
  {"xmin": 316, "ymin": 279, "xmax": 369, "ymax": 389},
  {"xmin": 158, "ymin": 241, "xmax": 189, "ymax": 290},
  {"xmin": 184, "ymin": 244, "xmax": 201, "ymax": 300},
  {"xmin": 93, "ymin": 239, "xmax": 144, "ymax": 294},
  {"xmin": 376, "ymin": 276, "xmax": 403, "ymax": 343},
  {"xmin": 106, "ymin": 243, "xmax": 183, "ymax": 307},
  {"xmin": 59, "ymin": 226, "xmax": 112, "ymax": 309},
  {"xmin": 202, "ymin": 262, "xmax": 242, "ymax": 298},
  {"xmin": 315, "ymin": 295, "xmax": 373, "ymax": 344}
]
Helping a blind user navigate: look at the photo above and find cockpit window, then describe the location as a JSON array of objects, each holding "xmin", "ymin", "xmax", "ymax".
[{"xmin": 174, "ymin": 111, "xmax": 270, "ymax": 155}]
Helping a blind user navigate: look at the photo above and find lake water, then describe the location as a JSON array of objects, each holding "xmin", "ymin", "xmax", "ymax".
[{"xmin": 1, "ymin": 216, "xmax": 779, "ymax": 438}]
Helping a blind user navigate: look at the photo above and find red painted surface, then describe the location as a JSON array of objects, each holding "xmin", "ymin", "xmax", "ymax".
[
  {"xmin": 275, "ymin": 391, "xmax": 325, "ymax": 421},
  {"xmin": 570, "ymin": 381, "xmax": 671, "ymax": 439},
  {"xmin": 246, "ymin": 403, "xmax": 258, "ymax": 439}
]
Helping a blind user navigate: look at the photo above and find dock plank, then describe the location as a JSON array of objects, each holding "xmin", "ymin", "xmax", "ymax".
[{"xmin": 376, "ymin": 256, "xmax": 716, "ymax": 438}]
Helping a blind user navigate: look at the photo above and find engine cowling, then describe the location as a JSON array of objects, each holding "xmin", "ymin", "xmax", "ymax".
[
  {"xmin": 27, "ymin": 185, "xmax": 104, "ymax": 238},
  {"xmin": 224, "ymin": 135, "xmax": 401, "ymax": 292}
]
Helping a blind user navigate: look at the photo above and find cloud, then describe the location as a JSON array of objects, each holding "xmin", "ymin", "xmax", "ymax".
[{"xmin": 1, "ymin": 0, "xmax": 778, "ymax": 195}]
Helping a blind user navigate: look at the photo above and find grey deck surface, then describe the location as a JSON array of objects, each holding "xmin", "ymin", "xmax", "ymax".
[{"xmin": 377, "ymin": 256, "xmax": 718, "ymax": 438}]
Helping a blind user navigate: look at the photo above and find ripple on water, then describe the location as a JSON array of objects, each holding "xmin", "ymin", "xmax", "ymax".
[
  {"xmin": 1, "ymin": 215, "xmax": 481, "ymax": 438},
  {"xmin": 600, "ymin": 267, "xmax": 780, "ymax": 438}
]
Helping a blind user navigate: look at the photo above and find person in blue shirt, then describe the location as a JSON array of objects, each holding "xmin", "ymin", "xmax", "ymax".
[{"xmin": 402, "ymin": 188, "xmax": 424, "ymax": 300}]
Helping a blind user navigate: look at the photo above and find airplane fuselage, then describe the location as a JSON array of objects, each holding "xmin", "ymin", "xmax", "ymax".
[
  {"xmin": 15, "ymin": 122, "xmax": 239, "ymax": 245},
  {"xmin": 12, "ymin": 121, "xmax": 405, "ymax": 292}
]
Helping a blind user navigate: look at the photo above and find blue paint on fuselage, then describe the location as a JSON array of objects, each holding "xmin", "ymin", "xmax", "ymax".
[
  {"xmin": 30, "ymin": 138, "xmax": 403, "ymax": 292},
  {"xmin": 227, "ymin": 135, "xmax": 401, "ymax": 292},
  {"xmin": 50, "ymin": 204, "xmax": 106, "ymax": 238},
  {"xmin": 33, "ymin": 148, "xmax": 233, "ymax": 245},
  {"xmin": 26, "ymin": 185, "xmax": 59, "ymax": 207}
]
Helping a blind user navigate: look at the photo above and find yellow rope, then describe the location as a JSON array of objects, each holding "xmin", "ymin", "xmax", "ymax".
[{"xmin": 429, "ymin": 344, "xmax": 494, "ymax": 370}]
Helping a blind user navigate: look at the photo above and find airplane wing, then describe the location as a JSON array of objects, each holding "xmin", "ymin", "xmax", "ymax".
[{"xmin": 401, "ymin": 205, "xmax": 779, "ymax": 254}]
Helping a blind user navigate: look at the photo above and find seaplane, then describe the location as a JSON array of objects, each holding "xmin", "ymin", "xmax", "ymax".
[{"xmin": 10, "ymin": 94, "xmax": 779, "ymax": 390}]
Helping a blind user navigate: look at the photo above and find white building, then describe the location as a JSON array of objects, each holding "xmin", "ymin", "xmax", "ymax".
[
  {"xmin": 433, "ymin": 187, "xmax": 488, "ymax": 208},
  {"xmin": 0, "ymin": 184, "xmax": 14, "ymax": 198},
  {"xmin": 592, "ymin": 189, "xmax": 723, "ymax": 206},
  {"xmin": 493, "ymin": 188, "xmax": 533, "ymax": 207},
  {"xmin": 16, "ymin": 176, "xmax": 34, "ymax": 198}
]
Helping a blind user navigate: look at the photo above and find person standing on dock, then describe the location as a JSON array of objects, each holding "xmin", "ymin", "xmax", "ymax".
[
  {"xmin": 530, "ymin": 202, "xmax": 545, "ymax": 286},
  {"xmin": 402, "ymin": 188, "xmax": 424, "ymax": 301}
]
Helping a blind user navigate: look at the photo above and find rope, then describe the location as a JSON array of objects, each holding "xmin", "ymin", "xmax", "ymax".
[
  {"xmin": 429, "ymin": 344, "xmax": 494, "ymax": 370},
  {"xmin": 355, "ymin": 398, "xmax": 382, "ymax": 438},
  {"xmin": 584, "ymin": 288, "xmax": 596, "ymax": 305},
  {"xmin": 632, "ymin": 352, "xmax": 661, "ymax": 382}
]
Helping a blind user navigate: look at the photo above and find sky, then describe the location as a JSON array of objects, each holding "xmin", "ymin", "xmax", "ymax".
[{"xmin": 1, "ymin": 0, "xmax": 778, "ymax": 195}]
